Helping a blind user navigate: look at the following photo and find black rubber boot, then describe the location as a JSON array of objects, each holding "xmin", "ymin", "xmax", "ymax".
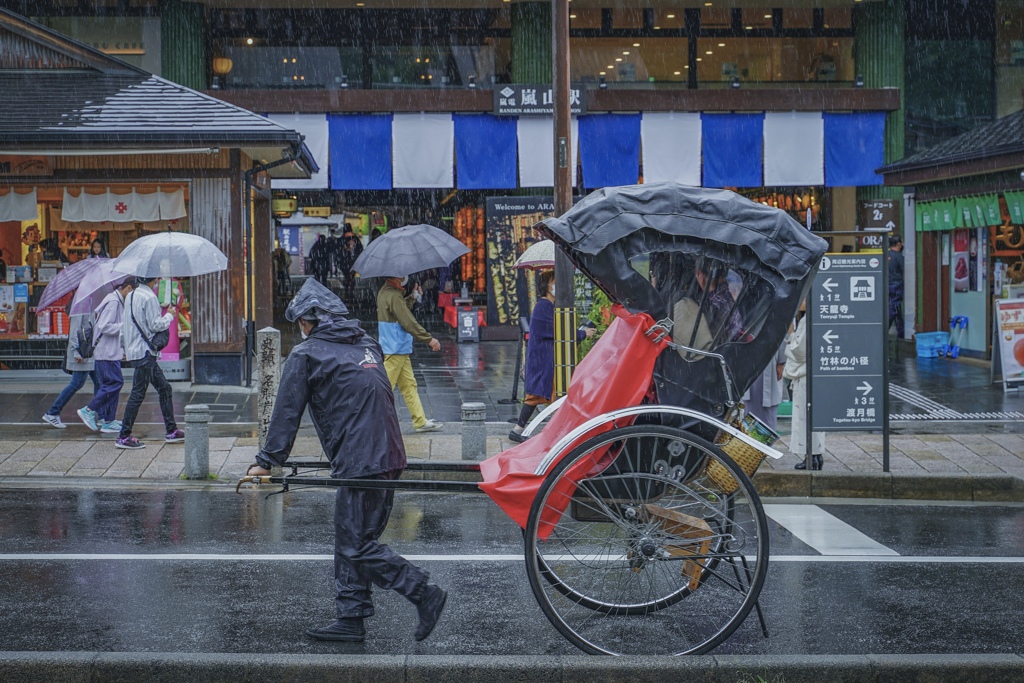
[
  {"xmin": 414, "ymin": 584, "xmax": 448, "ymax": 641},
  {"xmin": 305, "ymin": 618, "xmax": 366, "ymax": 642}
]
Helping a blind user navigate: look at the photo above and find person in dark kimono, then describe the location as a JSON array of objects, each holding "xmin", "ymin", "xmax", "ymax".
[
  {"xmin": 245, "ymin": 279, "xmax": 447, "ymax": 643},
  {"xmin": 308, "ymin": 234, "xmax": 331, "ymax": 285},
  {"xmin": 888, "ymin": 234, "xmax": 905, "ymax": 339},
  {"xmin": 508, "ymin": 270, "xmax": 594, "ymax": 442}
]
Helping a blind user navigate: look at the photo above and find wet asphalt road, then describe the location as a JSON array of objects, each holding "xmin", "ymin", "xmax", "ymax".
[{"xmin": 2, "ymin": 486, "xmax": 1024, "ymax": 656}]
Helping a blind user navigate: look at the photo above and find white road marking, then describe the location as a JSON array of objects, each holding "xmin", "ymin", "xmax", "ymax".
[
  {"xmin": 764, "ymin": 504, "xmax": 899, "ymax": 556},
  {"xmin": 2, "ymin": 553, "xmax": 1024, "ymax": 564}
]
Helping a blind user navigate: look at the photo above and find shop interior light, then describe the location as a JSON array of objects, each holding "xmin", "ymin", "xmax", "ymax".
[
  {"xmin": 599, "ymin": 71, "xmax": 606, "ymax": 76},
  {"xmin": 745, "ymin": 26, "xmax": 753, "ymax": 30},
  {"xmin": 245, "ymin": 37, "xmax": 254, "ymax": 45},
  {"xmin": 615, "ymin": 57, "xmax": 623, "ymax": 62},
  {"xmin": 731, "ymin": 76, "xmax": 740, "ymax": 89},
  {"xmin": 632, "ymin": 42, "xmax": 640, "ymax": 47},
  {"xmin": 718, "ymin": 43, "xmax": 725, "ymax": 47},
  {"xmin": 599, "ymin": 76, "xmax": 607, "ymax": 89},
  {"xmin": 673, "ymin": 71, "xmax": 681, "ymax": 75},
  {"xmin": 764, "ymin": 13, "xmax": 772, "ymax": 18},
  {"xmin": 706, "ymin": 51, "xmax": 713, "ymax": 55},
  {"xmin": 695, "ymin": 58, "xmax": 702, "ymax": 62},
  {"xmin": 340, "ymin": 75, "xmax": 349, "ymax": 88},
  {"xmin": 467, "ymin": 74, "xmax": 476, "ymax": 88},
  {"xmin": 622, "ymin": 51, "xmax": 629, "ymax": 55},
  {"xmin": 855, "ymin": 73, "xmax": 865, "ymax": 87},
  {"xmin": 666, "ymin": 13, "xmax": 675, "ymax": 18},
  {"xmin": 569, "ymin": 13, "xmax": 576, "ymax": 18},
  {"xmin": 654, "ymin": 25, "xmax": 660, "ymax": 29}
]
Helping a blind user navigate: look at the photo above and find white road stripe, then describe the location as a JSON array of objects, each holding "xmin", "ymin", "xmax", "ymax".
[
  {"xmin": 1, "ymin": 553, "xmax": 1023, "ymax": 564},
  {"xmin": 764, "ymin": 504, "xmax": 899, "ymax": 556}
]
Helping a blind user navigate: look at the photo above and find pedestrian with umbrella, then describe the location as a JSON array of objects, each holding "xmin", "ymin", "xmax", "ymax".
[
  {"xmin": 36, "ymin": 258, "xmax": 111, "ymax": 429},
  {"xmin": 76, "ymin": 277, "xmax": 135, "ymax": 434},
  {"xmin": 353, "ymin": 224, "xmax": 469, "ymax": 434},
  {"xmin": 109, "ymin": 231, "xmax": 228, "ymax": 449}
]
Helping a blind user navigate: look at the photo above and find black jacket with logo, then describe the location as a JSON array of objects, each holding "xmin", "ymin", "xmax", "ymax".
[{"xmin": 256, "ymin": 319, "xmax": 406, "ymax": 478}]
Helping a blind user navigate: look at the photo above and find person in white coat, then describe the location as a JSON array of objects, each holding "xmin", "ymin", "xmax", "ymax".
[
  {"xmin": 784, "ymin": 301, "xmax": 825, "ymax": 470},
  {"xmin": 744, "ymin": 342, "xmax": 786, "ymax": 432}
]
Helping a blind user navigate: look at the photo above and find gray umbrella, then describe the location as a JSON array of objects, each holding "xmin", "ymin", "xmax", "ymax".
[{"xmin": 351, "ymin": 223, "xmax": 469, "ymax": 278}]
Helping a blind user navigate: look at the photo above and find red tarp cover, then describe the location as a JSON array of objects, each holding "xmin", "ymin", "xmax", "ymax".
[{"xmin": 478, "ymin": 307, "xmax": 667, "ymax": 529}]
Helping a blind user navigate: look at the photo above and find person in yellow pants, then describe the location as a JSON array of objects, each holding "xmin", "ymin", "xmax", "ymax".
[{"xmin": 376, "ymin": 275, "xmax": 443, "ymax": 432}]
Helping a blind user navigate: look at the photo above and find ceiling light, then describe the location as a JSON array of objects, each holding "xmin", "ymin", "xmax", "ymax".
[
  {"xmin": 764, "ymin": 13, "xmax": 772, "ymax": 18},
  {"xmin": 705, "ymin": 51, "xmax": 713, "ymax": 55},
  {"xmin": 615, "ymin": 58, "xmax": 623, "ymax": 62},
  {"xmin": 673, "ymin": 71, "xmax": 681, "ymax": 75},
  {"xmin": 654, "ymin": 25, "xmax": 660, "ymax": 29},
  {"xmin": 245, "ymin": 37, "xmax": 254, "ymax": 45},
  {"xmin": 569, "ymin": 13, "xmax": 576, "ymax": 18},
  {"xmin": 416, "ymin": 58, "xmax": 421, "ymax": 63},
  {"xmin": 282, "ymin": 58, "xmax": 287, "ymax": 63},
  {"xmin": 666, "ymin": 13, "xmax": 675, "ymax": 18},
  {"xmin": 607, "ymin": 65, "xmax": 614, "ymax": 69},
  {"xmin": 718, "ymin": 43, "xmax": 725, "ymax": 47},
  {"xmin": 622, "ymin": 51, "xmax": 630, "ymax": 55},
  {"xmin": 632, "ymin": 43, "xmax": 640, "ymax": 47},
  {"xmin": 291, "ymin": 58, "xmax": 297, "ymax": 63},
  {"xmin": 696, "ymin": 58, "xmax": 702, "ymax": 62},
  {"xmin": 704, "ymin": 2, "xmax": 712, "ymax": 5},
  {"xmin": 599, "ymin": 71, "xmax": 606, "ymax": 75},
  {"xmin": 356, "ymin": 2, "xmax": 364, "ymax": 5},
  {"xmin": 745, "ymin": 25, "xmax": 753, "ymax": 30}
]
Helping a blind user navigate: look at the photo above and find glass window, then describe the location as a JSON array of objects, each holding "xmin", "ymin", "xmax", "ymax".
[
  {"xmin": 741, "ymin": 9, "xmax": 774, "ymax": 30},
  {"xmin": 571, "ymin": 37, "xmax": 686, "ymax": 85},
  {"xmin": 221, "ymin": 46, "xmax": 360, "ymax": 89},
  {"xmin": 823, "ymin": 8, "xmax": 852, "ymax": 30},
  {"xmin": 653, "ymin": 9, "xmax": 685, "ymax": 30},
  {"xmin": 613, "ymin": 8, "xmax": 643, "ymax": 30},
  {"xmin": 568, "ymin": 9, "xmax": 601, "ymax": 29},
  {"xmin": 697, "ymin": 37, "xmax": 854, "ymax": 86},
  {"xmin": 784, "ymin": 8, "xmax": 814, "ymax": 29},
  {"xmin": 370, "ymin": 44, "xmax": 495, "ymax": 88},
  {"xmin": 700, "ymin": 8, "xmax": 732, "ymax": 29}
]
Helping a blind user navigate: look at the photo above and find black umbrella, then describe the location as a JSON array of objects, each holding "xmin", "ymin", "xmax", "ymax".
[{"xmin": 351, "ymin": 224, "xmax": 469, "ymax": 278}]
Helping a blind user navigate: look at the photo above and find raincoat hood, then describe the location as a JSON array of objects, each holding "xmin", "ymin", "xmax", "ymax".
[{"xmin": 285, "ymin": 277, "xmax": 350, "ymax": 323}]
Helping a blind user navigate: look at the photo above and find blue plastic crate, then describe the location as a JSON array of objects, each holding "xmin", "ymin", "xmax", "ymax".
[{"xmin": 916, "ymin": 331, "xmax": 949, "ymax": 358}]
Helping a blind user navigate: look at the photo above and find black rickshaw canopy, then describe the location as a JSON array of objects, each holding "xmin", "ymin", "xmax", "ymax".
[{"xmin": 539, "ymin": 182, "xmax": 829, "ymax": 419}]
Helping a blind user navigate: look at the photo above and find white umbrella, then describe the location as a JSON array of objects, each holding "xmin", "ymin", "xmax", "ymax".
[
  {"xmin": 112, "ymin": 231, "xmax": 227, "ymax": 278},
  {"xmin": 513, "ymin": 239, "xmax": 556, "ymax": 270}
]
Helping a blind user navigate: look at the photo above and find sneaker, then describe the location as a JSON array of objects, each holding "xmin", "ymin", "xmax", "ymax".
[
  {"xmin": 305, "ymin": 618, "xmax": 366, "ymax": 643},
  {"xmin": 414, "ymin": 420, "xmax": 443, "ymax": 433},
  {"xmin": 77, "ymin": 407, "xmax": 99, "ymax": 432},
  {"xmin": 413, "ymin": 584, "xmax": 448, "ymax": 641},
  {"xmin": 41, "ymin": 413, "xmax": 66, "ymax": 429},
  {"xmin": 100, "ymin": 420, "xmax": 122, "ymax": 434},
  {"xmin": 115, "ymin": 436, "xmax": 145, "ymax": 450},
  {"xmin": 165, "ymin": 429, "xmax": 185, "ymax": 444}
]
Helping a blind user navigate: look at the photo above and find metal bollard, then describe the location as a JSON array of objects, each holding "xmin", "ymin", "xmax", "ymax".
[
  {"xmin": 184, "ymin": 404, "xmax": 211, "ymax": 479},
  {"xmin": 256, "ymin": 327, "xmax": 282, "ymax": 452},
  {"xmin": 461, "ymin": 402, "xmax": 487, "ymax": 461}
]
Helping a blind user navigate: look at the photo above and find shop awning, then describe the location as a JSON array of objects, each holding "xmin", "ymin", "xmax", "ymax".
[{"xmin": 307, "ymin": 110, "xmax": 887, "ymax": 192}]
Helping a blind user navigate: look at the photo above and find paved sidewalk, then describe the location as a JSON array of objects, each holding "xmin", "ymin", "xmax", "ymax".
[{"xmin": 2, "ymin": 422, "xmax": 1024, "ymax": 497}]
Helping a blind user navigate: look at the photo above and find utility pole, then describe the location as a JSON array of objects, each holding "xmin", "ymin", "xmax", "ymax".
[{"xmin": 551, "ymin": 0, "xmax": 576, "ymax": 397}]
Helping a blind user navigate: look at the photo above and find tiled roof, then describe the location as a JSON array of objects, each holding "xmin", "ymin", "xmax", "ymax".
[{"xmin": 880, "ymin": 110, "xmax": 1024, "ymax": 175}]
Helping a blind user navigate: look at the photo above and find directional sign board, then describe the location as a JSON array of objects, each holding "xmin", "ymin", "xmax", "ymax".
[
  {"xmin": 859, "ymin": 199, "xmax": 899, "ymax": 232},
  {"xmin": 809, "ymin": 254, "xmax": 886, "ymax": 431}
]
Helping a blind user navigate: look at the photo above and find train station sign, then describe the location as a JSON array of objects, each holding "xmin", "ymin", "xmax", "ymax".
[{"xmin": 809, "ymin": 254, "xmax": 886, "ymax": 431}]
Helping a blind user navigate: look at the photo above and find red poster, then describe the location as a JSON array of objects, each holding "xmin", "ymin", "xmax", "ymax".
[{"xmin": 953, "ymin": 229, "xmax": 969, "ymax": 292}]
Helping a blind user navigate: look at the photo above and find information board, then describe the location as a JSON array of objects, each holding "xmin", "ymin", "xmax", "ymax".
[
  {"xmin": 993, "ymin": 299, "xmax": 1024, "ymax": 392},
  {"xmin": 809, "ymin": 253, "xmax": 887, "ymax": 431}
]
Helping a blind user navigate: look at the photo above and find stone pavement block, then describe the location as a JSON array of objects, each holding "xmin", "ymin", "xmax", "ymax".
[
  {"xmin": 235, "ymin": 437, "xmax": 258, "ymax": 446},
  {"xmin": 869, "ymin": 653, "xmax": 1024, "ymax": 683},
  {"xmin": 103, "ymin": 469, "xmax": 146, "ymax": 478},
  {"xmin": 715, "ymin": 654, "xmax": 871, "ymax": 683},
  {"xmin": 403, "ymin": 438, "xmax": 430, "ymax": 458},
  {"xmin": 753, "ymin": 470, "xmax": 812, "ymax": 497},
  {"xmin": 30, "ymin": 457, "xmax": 80, "ymax": 475},
  {"xmin": 891, "ymin": 474, "xmax": 973, "ymax": 500},
  {"xmin": 0, "ymin": 440, "xmax": 25, "ymax": 454},
  {"xmin": 245, "ymin": 653, "xmax": 404, "ymax": 683},
  {"xmin": 429, "ymin": 436, "xmax": 461, "ymax": 459},
  {"xmin": 562, "ymin": 656, "xmax": 709, "ymax": 683},
  {"xmin": 811, "ymin": 472, "xmax": 892, "ymax": 499},
  {"xmin": 93, "ymin": 652, "xmax": 250, "ymax": 683},
  {"xmin": 218, "ymin": 461, "xmax": 252, "ymax": 478},
  {"xmin": 209, "ymin": 437, "xmax": 236, "ymax": 450},
  {"xmin": 8, "ymin": 447, "xmax": 56, "ymax": 462},
  {"xmin": 66, "ymin": 467, "xmax": 109, "ymax": 477},
  {"xmin": 0, "ymin": 460, "xmax": 36, "ymax": 475},
  {"xmin": 972, "ymin": 474, "xmax": 1024, "ymax": 502},
  {"xmin": 227, "ymin": 445, "xmax": 258, "ymax": 461},
  {"xmin": 143, "ymin": 461, "xmax": 184, "ymax": 479},
  {"xmin": 208, "ymin": 450, "xmax": 229, "ymax": 470},
  {"xmin": 916, "ymin": 434, "xmax": 954, "ymax": 442},
  {"xmin": 406, "ymin": 655, "xmax": 560, "ymax": 683},
  {"xmin": 74, "ymin": 444, "xmax": 122, "ymax": 470}
]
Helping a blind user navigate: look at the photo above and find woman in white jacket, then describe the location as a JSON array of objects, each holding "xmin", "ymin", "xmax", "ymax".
[{"xmin": 784, "ymin": 301, "xmax": 825, "ymax": 470}]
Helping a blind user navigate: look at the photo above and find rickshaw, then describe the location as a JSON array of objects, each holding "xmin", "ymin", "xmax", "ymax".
[{"xmin": 239, "ymin": 182, "xmax": 828, "ymax": 657}]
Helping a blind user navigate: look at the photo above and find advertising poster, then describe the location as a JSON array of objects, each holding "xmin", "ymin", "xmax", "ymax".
[
  {"xmin": 484, "ymin": 196, "xmax": 555, "ymax": 327},
  {"xmin": 995, "ymin": 299, "xmax": 1024, "ymax": 389},
  {"xmin": 953, "ymin": 229, "xmax": 969, "ymax": 293}
]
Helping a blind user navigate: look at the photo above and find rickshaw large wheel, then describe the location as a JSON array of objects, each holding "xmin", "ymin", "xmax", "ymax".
[{"xmin": 524, "ymin": 424, "xmax": 768, "ymax": 656}]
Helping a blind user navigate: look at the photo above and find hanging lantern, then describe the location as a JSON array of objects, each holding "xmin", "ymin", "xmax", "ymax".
[{"xmin": 212, "ymin": 57, "xmax": 234, "ymax": 75}]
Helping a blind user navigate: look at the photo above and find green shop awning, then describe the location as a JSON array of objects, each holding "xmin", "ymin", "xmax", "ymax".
[
  {"xmin": 1006, "ymin": 191, "xmax": 1024, "ymax": 225},
  {"xmin": 954, "ymin": 195, "xmax": 1000, "ymax": 228},
  {"xmin": 917, "ymin": 200, "xmax": 957, "ymax": 232}
]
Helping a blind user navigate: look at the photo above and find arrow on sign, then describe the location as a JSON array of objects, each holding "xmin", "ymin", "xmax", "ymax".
[
  {"xmin": 822, "ymin": 330, "xmax": 838, "ymax": 344},
  {"xmin": 885, "ymin": 220, "xmax": 896, "ymax": 230},
  {"xmin": 857, "ymin": 382, "xmax": 873, "ymax": 396},
  {"xmin": 822, "ymin": 278, "xmax": 838, "ymax": 293}
]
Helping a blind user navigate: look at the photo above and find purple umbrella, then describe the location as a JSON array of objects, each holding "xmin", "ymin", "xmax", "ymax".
[
  {"xmin": 36, "ymin": 258, "xmax": 109, "ymax": 311},
  {"xmin": 69, "ymin": 260, "xmax": 134, "ymax": 316}
]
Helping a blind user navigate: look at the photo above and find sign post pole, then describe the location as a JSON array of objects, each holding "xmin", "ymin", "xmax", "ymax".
[{"xmin": 809, "ymin": 250, "xmax": 889, "ymax": 471}]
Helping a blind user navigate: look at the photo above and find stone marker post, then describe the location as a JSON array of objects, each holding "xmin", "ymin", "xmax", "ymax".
[
  {"xmin": 257, "ymin": 327, "xmax": 282, "ymax": 451},
  {"xmin": 461, "ymin": 401, "xmax": 487, "ymax": 461},
  {"xmin": 184, "ymin": 404, "xmax": 210, "ymax": 479}
]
